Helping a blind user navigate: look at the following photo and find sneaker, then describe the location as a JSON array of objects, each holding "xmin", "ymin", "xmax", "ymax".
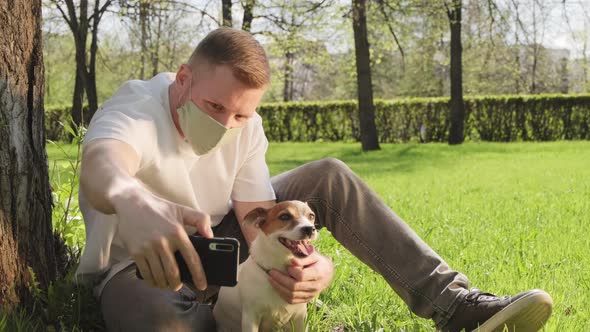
[{"xmin": 438, "ymin": 288, "xmax": 553, "ymax": 332}]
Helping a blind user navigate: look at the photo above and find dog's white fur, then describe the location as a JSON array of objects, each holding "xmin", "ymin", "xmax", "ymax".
[{"xmin": 213, "ymin": 201, "xmax": 318, "ymax": 332}]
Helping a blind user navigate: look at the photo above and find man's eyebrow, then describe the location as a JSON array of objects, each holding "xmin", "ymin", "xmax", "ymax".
[
  {"xmin": 205, "ymin": 99, "xmax": 226, "ymax": 109},
  {"xmin": 204, "ymin": 99, "xmax": 254, "ymax": 117}
]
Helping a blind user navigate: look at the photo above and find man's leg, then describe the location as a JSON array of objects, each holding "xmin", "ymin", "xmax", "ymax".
[
  {"xmin": 270, "ymin": 158, "xmax": 551, "ymax": 330},
  {"xmin": 100, "ymin": 264, "xmax": 217, "ymax": 332},
  {"xmin": 100, "ymin": 212, "xmax": 249, "ymax": 332}
]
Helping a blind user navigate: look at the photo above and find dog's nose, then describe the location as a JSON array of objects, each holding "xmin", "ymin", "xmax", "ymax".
[{"xmin": 301, "ymin": 226, "xmax": 316, "ymax": 237}]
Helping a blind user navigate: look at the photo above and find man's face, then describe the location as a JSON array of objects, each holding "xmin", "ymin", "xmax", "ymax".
[{"xmin": 187, "ymin": 64, "xmax": 266, "ymax": 129}]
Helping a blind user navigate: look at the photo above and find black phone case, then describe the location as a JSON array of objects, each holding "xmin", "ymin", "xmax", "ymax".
[{"xmin": 136, "ymin": 236, "xmax": 239, "ymax": 287}]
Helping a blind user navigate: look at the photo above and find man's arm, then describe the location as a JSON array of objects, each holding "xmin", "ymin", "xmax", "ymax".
[
  {"xmin": 80, "ymin": 139, "xmax": 141, "ymax": 214},
  {"xmin": 232, "ymin": 199, "xmax": 276, "ymax": 246},
  {"xmin": 80, "ymin": 138, "xmax": 213, "ymax": 291}
]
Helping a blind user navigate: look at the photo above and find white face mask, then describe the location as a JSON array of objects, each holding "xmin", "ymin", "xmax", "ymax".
[{"xmin": 177, "ymin": 77, "xmax": 242, "ymax": 156}]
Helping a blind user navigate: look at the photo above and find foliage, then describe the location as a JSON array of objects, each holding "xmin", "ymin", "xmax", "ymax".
[
  {"xmin": 1, "ymin": 121, "xmax": 104, "ymax": 332},
  {"xmin": 45, "ymin": 94, "xmax": 590, "ymax": 143},
  {"xmin": 48, "ymin": 119, "xmax": 87, "ymax": 250},
  {"xmin": 0, "ymin": 264, "xmax": 105, "ymax": 332},
  {"xmin": 260, "ymin": 94, "xmax": 590, "ymax": 143},
  {"xmin": 46, "ymin": 105, "xmax": 92, "ymax": 142}
]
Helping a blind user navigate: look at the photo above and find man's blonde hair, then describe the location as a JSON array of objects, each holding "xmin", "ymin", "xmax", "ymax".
[{"xmin": 189, "ymin": 27, "xmax": 270, "ymax": 88}]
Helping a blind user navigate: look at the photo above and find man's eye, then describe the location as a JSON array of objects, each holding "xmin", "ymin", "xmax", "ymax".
[{"xmin": 210, "ymin": 103, "xmax": 223, "ymax": 111}]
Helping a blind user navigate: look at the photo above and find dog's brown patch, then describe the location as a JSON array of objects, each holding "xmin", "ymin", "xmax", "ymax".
[{"xmin": 256, "ymin": 201, "xmax": 315, "ymax": 236}]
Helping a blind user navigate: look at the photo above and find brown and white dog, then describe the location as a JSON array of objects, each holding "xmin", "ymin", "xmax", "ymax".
[{"xmin": 213, "ymin": 200, "xmax": 318, "ymax": 332}]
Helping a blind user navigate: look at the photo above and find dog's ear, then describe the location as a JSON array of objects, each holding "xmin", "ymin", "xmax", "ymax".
[{"xmin": 243, "ymin": 207, "xmax": 267, "ymax": 227}]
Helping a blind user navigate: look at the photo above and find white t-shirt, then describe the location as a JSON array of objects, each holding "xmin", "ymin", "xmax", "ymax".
[{"xmin": 75, "ymin": 72, "xmax": 276, "ymax": 296}]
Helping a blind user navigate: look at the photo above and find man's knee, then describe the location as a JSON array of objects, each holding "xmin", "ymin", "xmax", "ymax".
[{"xmin": 305, "ymin": 158, "xmax": 354, "ymax": 183}]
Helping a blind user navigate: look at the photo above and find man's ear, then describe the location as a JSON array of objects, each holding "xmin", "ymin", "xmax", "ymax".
[{"xmin": 243, "ymin": 207, "xmax": 267, "ymax": 228}]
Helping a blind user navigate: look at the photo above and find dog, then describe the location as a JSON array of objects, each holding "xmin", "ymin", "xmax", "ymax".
[{"xmin": 213, "ymin": 200, "xmax": 318, "ymax": 332}]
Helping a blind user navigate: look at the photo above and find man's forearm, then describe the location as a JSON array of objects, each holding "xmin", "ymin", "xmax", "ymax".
[{"xmin": 80, "ymin": 139, "xmax": 141, "ymax": 215}]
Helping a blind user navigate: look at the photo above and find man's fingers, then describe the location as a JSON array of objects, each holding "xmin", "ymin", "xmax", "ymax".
[
  {"xmin": 270, "ymin": 269, "xmax": 318, "ymax": 293},
  {"xmin": 269, "ymin": 269, "xmax": 297, "ymax": 290},
  {"xmin": 177, "ymin": 234, "xmax": 208, "ymax": 290},
  {"xmin": 135, "ymin": 257, "xmax": 154, "ymax": 286},
  {"xmin": 182, "ymin": 207, "xmax": 213, "ymax": 238},
  {"xmin": 145, "ymin": 249, "xmax": 167, "ymax": 288},
  {"xmin": 268, "ymin": 277, "xmax": 313, "ymax": 304},
  {"xmin": 288, "ymin": 265, "xmax": 320, "ymax": 282},
  {"xmin": 159, "ymin": 242, "xmax": 182, "ymax": 290}
]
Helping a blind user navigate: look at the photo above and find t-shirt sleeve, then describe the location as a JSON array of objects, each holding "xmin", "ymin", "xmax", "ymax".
[
  {"xmin": 83, "ymin": 106, "xmax": 155, "ymax": 163},
  {"xmin": 231, "ymin": 118, "xmax": 276, "ymax": 202}
]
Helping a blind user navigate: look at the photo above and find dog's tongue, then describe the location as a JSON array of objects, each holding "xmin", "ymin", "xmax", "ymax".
[{"xmin": 297, "ymin": 241, "xmax": 315, "ymax": 256}]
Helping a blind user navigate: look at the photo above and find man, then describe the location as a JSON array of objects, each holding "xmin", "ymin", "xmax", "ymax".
[{"xmin": 76, "ymin": 28, "xmax": 552, "ymax": 331}]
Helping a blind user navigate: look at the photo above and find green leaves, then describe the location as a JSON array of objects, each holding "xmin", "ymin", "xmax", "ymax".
[
  {"xmin": 256, "ymin": 94, "xmax": 590, "ymax": 143},
  {"xmin": 48, "ymin": 119, "xmax": 86, "ymax": 250}
]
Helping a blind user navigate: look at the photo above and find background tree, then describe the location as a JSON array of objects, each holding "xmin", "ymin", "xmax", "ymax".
[
  {"xmin": 222, "ymin": 0, "xmax": 232, "ymax": 26},
  {"xmin": 242, "ymin": 0, "xmax": 256, "ymax": 31},
  {"xmin": 0, "ymin": 0, "xmax": 58, "ymax": 311},
  {"xmin": 50, "ymin": 0, "xmax": 112, "ymax": 127},
  {"xmin": 352, "ymin": 0, "xmax": 380, "ymax": 151},
  {"xmin": 445, "ymin": 0, "xmax": 465, "ymax": 144},
  {"xmin": 120, "ymin": 0, "xmax": 182, "ymax": 80},
  {"xmin": 40, "ymin": 0, "xmax": 590, "ymax": 108}
]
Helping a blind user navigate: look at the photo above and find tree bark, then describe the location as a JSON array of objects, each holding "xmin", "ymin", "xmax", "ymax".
[
  {"xmin": 222, "ymin": 0, "xmax": 232, "ymax": 27},
  {"xmin": 352, "ymin": 0, "xmax": 380, "ymax": 151},
  {"xmin": 0, "ymin": 0, "xmax": 57, "ymax": 311},
  {"xmin": 447, "ymin": 0, "xmax": 465, "ymax": 145}
]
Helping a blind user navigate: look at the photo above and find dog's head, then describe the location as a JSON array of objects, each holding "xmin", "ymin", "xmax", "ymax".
[{"xmin": 244, "ymin": 201, "xmax": 317, "ymax": 258}]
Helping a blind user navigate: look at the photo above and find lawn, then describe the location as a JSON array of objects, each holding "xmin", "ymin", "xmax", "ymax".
[{"xmin": 45, "ymin": 141, "xmax": 590, "ymax": 331}]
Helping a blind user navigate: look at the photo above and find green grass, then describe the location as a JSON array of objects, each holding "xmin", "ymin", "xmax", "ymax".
[{"xmin": 43, "ymin": 141, "xmax": 590, "ymax": 331}]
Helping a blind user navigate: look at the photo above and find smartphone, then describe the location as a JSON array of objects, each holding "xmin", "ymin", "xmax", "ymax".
[{"xmin": 136, "ymin": 235, "xmax": 239, "ymax": 287}]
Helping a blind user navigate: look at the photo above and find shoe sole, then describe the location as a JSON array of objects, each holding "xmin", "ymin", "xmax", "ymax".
[{"xmin": 472, "ymin": 290, "xmax": 553, "ymax": 332}]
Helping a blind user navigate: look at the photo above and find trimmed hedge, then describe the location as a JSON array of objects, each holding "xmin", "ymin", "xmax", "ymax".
[
  {"xmin": 257, "ymin": 95, "xmax": 590, "ymax": 142},
  {"xmin": 45, "ymin": 104, "xmax": 93, "ymax": 142},
  {"xmin": 45, "ymin": 94, "xmax": 590, "ymax": 142}
]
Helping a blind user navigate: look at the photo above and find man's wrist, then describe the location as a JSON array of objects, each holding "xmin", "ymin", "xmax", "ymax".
[{"xmin": 108, "ymin": 177, "xmax": 145, "ymax": 213}]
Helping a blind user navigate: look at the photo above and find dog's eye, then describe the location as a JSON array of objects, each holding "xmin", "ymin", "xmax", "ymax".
[
  {"xmin": 309, "ymin": 213, "xmax": 315, "ymax": 221},
  {"xmin": 279, "ymin": 213, "xmax": 292, "ymax": 221}
]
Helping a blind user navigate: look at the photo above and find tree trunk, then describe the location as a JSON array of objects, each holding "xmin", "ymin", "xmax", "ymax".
[
  {"xmin": 222, "ymin": 0, "xmax": 232, "ymax": 27},
  {"xmin": 0, "ymin": 0, "xmax": 57, "ymax": 311},
  {"xmin": 139, "ymin": 1, "xmax": 149, "ymax": 80},
  {"xmin": 55, "ymin": 0, "xmax": 110, "ymax": 128},
  {"xmin": 352, "ymin": 0, "xmax": 380, "ymax": 151},
  {"xmin": 447, "ymin": 0, "xmax": 465, "ymax": 145},
  {"xmin": 72, "ymin": 64, "xmax": 85, "ymax": 129},
  {"xmin": 242, "ymin": 0, "xmax": 255, "ymax": 32},
  {"xmin": 70, "ymin": 0, "xmax": 89, "ymax": 129},
  {"xmin": 152, "ymin": 5, "xmax": 164, "ymax": 77},
  {"xmin": 86, "ymin": 0, "xmax": 105, "ymax": 121},
  {"xmin": 283, "ymin": 51, "xmax": 294, "ymax": 102}
]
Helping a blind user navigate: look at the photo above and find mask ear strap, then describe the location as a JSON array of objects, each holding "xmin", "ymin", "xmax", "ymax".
[{"xmin": 181, "ymin": 73, "xmax": 193, "ymax": 105}]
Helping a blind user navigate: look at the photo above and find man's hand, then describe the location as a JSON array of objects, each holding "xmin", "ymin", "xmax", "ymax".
[
  {"xmin": 114, "ymin": 186, "xmax": 214, "ymax": 291},
  {"xmin": 267, "ymin": 253, "xmax": 334, "ymax": 304}
]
